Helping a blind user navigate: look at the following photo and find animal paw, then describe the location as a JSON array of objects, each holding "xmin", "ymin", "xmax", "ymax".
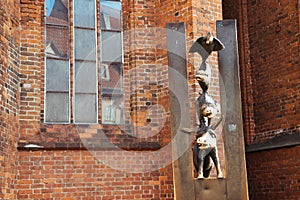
[
  {"xmin": 197, "ymin": 174, "xmax": 204, "ymax": 179},
  {"xmin": 217, "ymin": 172, "xmax": 223, "ymax": 179}
]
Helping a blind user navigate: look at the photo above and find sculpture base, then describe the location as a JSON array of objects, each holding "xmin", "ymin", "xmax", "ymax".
[{"xmin": 195, "ymin": 179, "xmax": 227, "ymax": 200}]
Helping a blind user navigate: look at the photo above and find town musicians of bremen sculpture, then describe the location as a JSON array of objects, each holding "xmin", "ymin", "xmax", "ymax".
[{"xmin": 188, "ymin": 32, "xmax": 225, "ymax": 179}]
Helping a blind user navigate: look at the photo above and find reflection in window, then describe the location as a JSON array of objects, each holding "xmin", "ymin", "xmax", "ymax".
[
  {"xmin": 45, "ymin": 0, "xmax": 68, "ymax": 22},
  {"xmin": 101, "ymin": 63, "xmax": 122, "ymax": 90},
  {"xmin": 100, "ymin": 0, "xmax": 121, "ymax": 30},
  {"xmin": 100, "ymin": 0, "xmax": 124, "ymax": 124},
  {"xmin": 44, "ymin": 0, "xmax": 123, "ymax": 124},
  {"xmin": 45, "ymin": 0, "xmax": 70, "ymax": 123},
  {"xmin": 45, "ymin": 0, "xmax": 69, "ymax": 59},
  {"xmin": 101, "ymin": 64, "xmax": 110, "ymax": 80},
  {"xmin": 101, "ymin": 31, "xmax": 122, "ymax": 62},
  {"xmin": 74, "ymin": 0, "xmax": 97, "ymax": 123},
  {"xmin": 74, "ymin": 0, "xmax": 96, "ymax": 28},
  {"xmin": 45, "ymin": 0, "xmax": 55, "ymax": 16},
  {"xmin": 102, "ymin": 97, "xmax": 123, "ymax": 124}
]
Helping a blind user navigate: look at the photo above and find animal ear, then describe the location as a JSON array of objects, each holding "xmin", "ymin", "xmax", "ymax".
[{"xmin": 212, "ymin": 38, "xmax": 225, "ymax": 51}]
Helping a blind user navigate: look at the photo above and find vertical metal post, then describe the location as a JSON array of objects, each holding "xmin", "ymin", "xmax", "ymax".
[
  {"xmin": 217, "ymin": 19, "xmax": 249, "ymax": 200},
  {"xmin": 167, "ymin": 22, "xmax": 195, "ymax": 200}
]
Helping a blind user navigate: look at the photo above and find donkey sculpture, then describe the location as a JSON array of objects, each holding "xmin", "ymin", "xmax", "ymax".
[{"xmin": 193, "ymin": 126, "xmax": 223, "ymax": 179}]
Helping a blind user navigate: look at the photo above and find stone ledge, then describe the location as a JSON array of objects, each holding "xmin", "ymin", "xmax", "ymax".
[
  {"xmin": 245, "ymin": 132, "xmax": 300, "ymax": 153},
  {"xmin": 17, "ymin": 141, "xmax": 162, "ymax": 151}
]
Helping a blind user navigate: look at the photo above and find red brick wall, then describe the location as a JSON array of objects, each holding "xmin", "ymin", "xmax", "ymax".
[
  {"xmin": 246, "ymin": 146, "xmax": 300, "ymax": 200},
  {"xmin": 223, "ymin": 0, "xmax": 300, "ymax": 144},
  {"xmin": 223, "ymin": 0, "xmax": 300, "ymax": 199},
  {"xmin": 222, "ymin": 0, "xmax": 255, "ymax": 145},
  {"xmin": 246, "ymin": 0, "xmax": 299, "ymax": 143},
  {"xmin": 19, "ymin": 0, "xmax": 44, "ymax": 142},
  {"xmin": 17, "ymin": 0, "xmax": 224, "ymax": 147},
  {"xmin": 17, "ymin": 150, "xmax": 174, "ymax": 200},
  {"xmin": 14, "ymin": 0, "xmax": 226, "ymax": 198},
  {"xmin": 6, "ymin": 0, "xmax": 298, "ymax": 199},
  {"xmin": 0, "ymin": 0, "xmax": 20, "ymax": 199},
  {"xmin": 123, "ymin": 0, "xmax": 163, "ymax": 138}
]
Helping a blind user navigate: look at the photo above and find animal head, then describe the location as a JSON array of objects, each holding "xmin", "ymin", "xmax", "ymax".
[
  {"xmin": 205, "ymin": 32, "xmax": 214, "ymax": 44},
  {"xmin": 196, "ymin": 128, "xmax": 217, "ymax": 149},
  {"xmin": 201, "ymin": 104, "xmax": 217, "ymax": 118},
  {"xmin": 196, "ymin": 136, "xmax": 209, "ymax": 149},
  {"xmin": 198, "ymin": 92, "xmax": 219, "ymax": 118}
]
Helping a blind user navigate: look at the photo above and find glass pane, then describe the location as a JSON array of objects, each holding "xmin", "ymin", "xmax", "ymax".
[
  {"xmin": 75, "ymin": 94, "xmax": 97, "ymax": 123},
  {"xmin": 100, "ymin": 0, "xmax": 121, "ymax": 30},
  {"xmin": 46, "ymin": 59, "xmax": 69, "ymax": 91},
  {"xmin": 101, "ymin": 96, "xmax": 123, "ymax": 124},
  {"xmin": 101, "ymin": 63, "xmax": 122, "ymax": 90},
  {"xmin": 74, "ymin": 28, "xmax": 96, "ymax": 61},
  {"xmin": 74, "ymin": 0, "xmax": 95, "ymax": 28},
  {"xmin": 75, "ymin": 61, "xmax": 97, "ymax": 93},
  {"xmin": 101, "ymin": 31, "xmax": 122, "ymax": 62},
  {"xmin": 45, "ymin": 92, "xmax": 69, "ymax": 122},
  {"xmin": 45, "ymin": 0, "xmax": 69, "ymax": 25},
  {"xmin": 46, "ymin": 25, "xmax": 69, "ymax": 59}
]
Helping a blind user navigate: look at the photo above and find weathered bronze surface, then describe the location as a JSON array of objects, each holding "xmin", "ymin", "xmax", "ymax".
[
  {"xmin": 196, "ymin": 91, "xmax": 219, "ymax": 129},
  {"xmin": 190, "ymin": 31, "xmax": 225, "ymax": 179},
  {"xmin": 193, "ymin": 127, "xmax": 223, "ymax": 179},
  {"xmin": 216, "ymin": 19, "xmax": 249, "ymax": 200},
  {"xmin": 167, "ymin": 22, "xmax": 195, "ymax": 200},
  {"xmin": 190, "ymin": 31, "xmax": 225, "ymax": 59},
  {"xmin": 195, "ymin": 179, "xmax": 227, "ymax": 200},
  {"xmin": 190, "ymin": 32, "xmax": 225, "ymax": 92},
  {"xmin": 169, "ymin": 20, "xmax": 248, "ymax": 200}
]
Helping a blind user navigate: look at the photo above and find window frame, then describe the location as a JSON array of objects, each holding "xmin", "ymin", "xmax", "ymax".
[
  {"xmin": 73, "ymin": 0, "xmax": 99, "ymax": 124},
  {"xmin": 44, "ymin": 0, "xmax": 124, "ymax": 125},
  {"xmin": 100, "ymin": 0, "xmax": 124, "ymax": 125},
  {"xmin": 44, "ymin": 0, "xmax": 71, "ymax": 124}
]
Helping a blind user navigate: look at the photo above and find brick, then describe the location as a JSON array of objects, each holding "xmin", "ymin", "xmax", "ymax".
[
  {"xmin": 0, "ymin": 0, "xmax": 297, "ymax": 199},
  {"xmin": 246, "ymin": 146, "xmax": 300, "ymax": 200},
  {"xmin": 15, "ymin": 150, "xmax": 175, "ymax": 199},
  {"xmin": 0, "ymin": 0, "xmax": 21, "ymax": 199}
]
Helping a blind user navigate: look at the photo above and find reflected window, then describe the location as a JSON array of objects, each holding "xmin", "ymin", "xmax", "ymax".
[
  {"xmin": 101, "ymin": 64, "xmax": 110, "ymax": 80},
  {"xmin": 102, "ymin": 97, "xmax": 123, "ymax": 124}
]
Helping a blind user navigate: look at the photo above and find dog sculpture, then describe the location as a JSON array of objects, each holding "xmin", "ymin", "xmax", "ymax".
[
  {"xmin": 193, "ymin": 127, "xmax": 223, "ymax": 179},
  {"xmin": 196, "ymin": 91, "xmax": 219, "ymax": 129}
]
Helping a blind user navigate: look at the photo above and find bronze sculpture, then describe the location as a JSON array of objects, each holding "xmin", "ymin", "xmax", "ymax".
[
  {"xmin": 190, "ymin": 31, "xmax": 225, "ymax": 92},
  {"xmin": 190, "ymin": 31, "xmax": 224, "ymax": 58},
  {"xmin": 196, "ymin": 91, "xmax": 219, "ymax": 129},
  {"xmin": 193, "ymin": 126, "xmax": 223, "ymax": 179},
  {"xmin": 190, "ymin": 32, "xmax": 225, "ymax": 179}
]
